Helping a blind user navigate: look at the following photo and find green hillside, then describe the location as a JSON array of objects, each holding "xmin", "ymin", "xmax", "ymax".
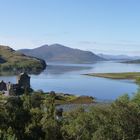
[{"xmin": 0, "ymin": 45, "xmax": 46, "ymax": 74}]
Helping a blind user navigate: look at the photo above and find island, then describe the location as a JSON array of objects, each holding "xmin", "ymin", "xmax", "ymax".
[{"xmin": 0, "ymin": 45, "xmax": 46, "ymax": 75}]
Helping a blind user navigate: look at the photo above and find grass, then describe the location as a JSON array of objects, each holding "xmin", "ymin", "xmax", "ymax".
[
  {"xmin": 85, "ymin": 72, "xmax": 140, "ymax": 82},
  {"xmin": 0, "ymin": 45, "xmax": 46, "ymax": 74},
  {"xmin": 47, "ymin": 93, "xmax": 95, "ymax": 105}
]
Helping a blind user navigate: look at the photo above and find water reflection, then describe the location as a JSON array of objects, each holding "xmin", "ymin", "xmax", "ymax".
[
  {"xmin": 0, "ymin": 61, "xmax": 139, "ymax": 100},
  {"xmin": 44, "ymin": 64, "xmax": 92, "ymax": 75}
]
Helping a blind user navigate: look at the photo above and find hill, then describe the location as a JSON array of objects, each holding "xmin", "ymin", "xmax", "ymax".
[
  {"xmin": 98, "ymin": 53, "xmax": 140, "ymax": 61},
  {"xmin": 123, "ymin": 59, "xmax": 140, "ymax": 64},
  {"xmin": 0, "ymin": 45, "xmax": 46, "ymax": 74},
  {"xmin": 18, "ymin": 44, "xmax": 105, "ymax": 64}
]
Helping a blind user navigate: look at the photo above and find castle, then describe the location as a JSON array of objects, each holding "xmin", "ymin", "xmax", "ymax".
[{"xmin": 0, "ymin": 72, "xmax": 31, "ymax": 96}]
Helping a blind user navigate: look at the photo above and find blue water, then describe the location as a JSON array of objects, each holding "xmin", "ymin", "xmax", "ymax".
[{"xmin": 0, "ymin": 61, "xmax": 139, "ymax": 100}]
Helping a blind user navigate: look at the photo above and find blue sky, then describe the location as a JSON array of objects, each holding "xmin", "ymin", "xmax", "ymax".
[{"xmin": 0, "ymin": 0, "xmax": 140, "ymax": 55}]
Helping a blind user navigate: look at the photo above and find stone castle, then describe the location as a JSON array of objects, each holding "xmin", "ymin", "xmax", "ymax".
[{"xmin": 0, "ymin": 72, "xmax": 31, "ymax": 96}]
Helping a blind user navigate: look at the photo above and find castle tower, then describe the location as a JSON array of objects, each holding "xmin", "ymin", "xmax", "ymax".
[{"xmin": 17, "ymin": 72, "xmax": 30, "ymax": 89}]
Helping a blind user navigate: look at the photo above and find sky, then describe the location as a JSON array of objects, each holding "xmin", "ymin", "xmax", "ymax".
[{"xmin": 0, "ymin": 0, "xmax": 140, "ymax": 56}]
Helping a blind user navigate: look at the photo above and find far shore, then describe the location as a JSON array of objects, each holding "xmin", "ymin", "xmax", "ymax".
[{"xmin": 84, "ymin": 72, "xmax": 140, "ymax": 82}]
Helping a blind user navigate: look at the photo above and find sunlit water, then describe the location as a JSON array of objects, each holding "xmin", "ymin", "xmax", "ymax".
[{"xmin": 0, "ymin": 61, "xmax": 140, "ymax": 100}]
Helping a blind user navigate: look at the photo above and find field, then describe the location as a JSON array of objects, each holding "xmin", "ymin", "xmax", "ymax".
[{"xmin": 85, "ymin": 72, "xmax": 140, "ymax": 82}]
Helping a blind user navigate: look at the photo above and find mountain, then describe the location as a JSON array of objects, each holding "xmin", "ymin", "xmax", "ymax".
[
  {"xmin": 18, "ymin": 44, "xmax": 105, "ymax": 64},
  {"xmin": 98, "ymin": 54, "xmax": 140, "ymax": 61},
  {"xmin": 0, "ymin": 45, "xmax": 46, "ymax": 74}
]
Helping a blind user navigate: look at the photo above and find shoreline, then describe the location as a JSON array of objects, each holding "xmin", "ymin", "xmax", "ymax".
[{"xmin": 84, "ymin": 72, "xmax": 140, "ymax": 82}]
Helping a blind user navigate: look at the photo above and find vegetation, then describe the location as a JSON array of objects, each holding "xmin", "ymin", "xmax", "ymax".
[
  {"xmin": 54, "ymin": 93, "xmax": 94, "ymax": 105},
  {"xmin": 1, "ymin": 88, "xmax": 140, "ymax": 139},
  {"xmin": 85, "ymin": 72, "xmax": 140, "ymax": 82},
  {"xmin": 0, "ymin": 45, "xmax": 46, "ymax": 74}
]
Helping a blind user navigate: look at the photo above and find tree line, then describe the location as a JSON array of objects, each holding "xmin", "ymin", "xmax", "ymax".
[{"xmin": 0, "ymin": 89, "xmax": 140, "ymax": 140}]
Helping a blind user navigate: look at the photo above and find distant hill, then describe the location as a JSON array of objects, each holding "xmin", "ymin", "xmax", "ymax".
[
  {"xmin": 18, "ymin": 44, "xmax": 105, "ymax": 64},
  {"xmin": 123, "ymin": 59, "xmax": 140, "ymax": 64},
  {"xmin": 0, "ymin": 45, "xmax": 46, "ymax": 74},
  {"xmin": 98, "ymin": 54, "xmax": 140, "ymax": 61}
]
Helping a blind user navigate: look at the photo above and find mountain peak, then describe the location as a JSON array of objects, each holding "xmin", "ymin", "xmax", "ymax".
[
  {"xmin": 19, "ymin": 44, "xmax": 105, "ymax": 64},
  {"xmin": 50, "ymin": 43, "xmax": 63, "ymax": 46}
]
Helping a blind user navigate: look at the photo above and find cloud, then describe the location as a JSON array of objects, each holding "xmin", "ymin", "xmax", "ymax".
[
  {"xmin": 78, "ymin": 41, "xmax": 96, "ymax": 45},
  {"xmin": 76, "ymin": 40, "xmax": 140, "ymax": 56},
  {"xmin": 78, "ymin": 40, "xmax": 140, "ymax": 47}
]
